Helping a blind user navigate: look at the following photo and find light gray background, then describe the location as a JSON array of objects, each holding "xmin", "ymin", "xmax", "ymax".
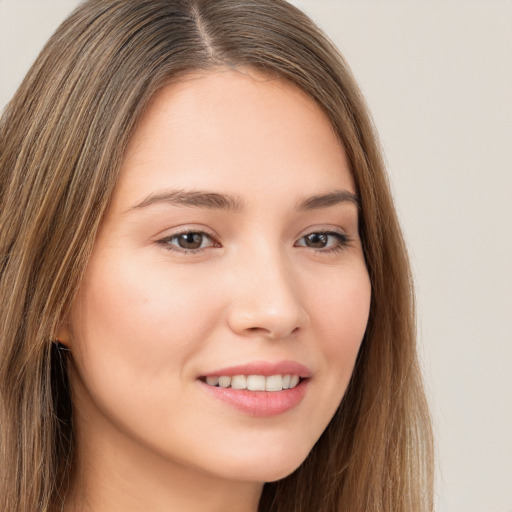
[{"xmin": 1, "ymin": 1, "xmax": 511, "ymax": 511}]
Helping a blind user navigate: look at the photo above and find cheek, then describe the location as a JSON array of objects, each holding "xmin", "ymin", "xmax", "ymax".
[
  {"xmin": 305, "ymin": 265, "xmax": 371, "ymax": 422},
  {"xmin": 69, "ymin": 253, "xmax": 223, "ymax": 391},
  {"xmin": 313, "ymin": 264, "xmax": 371, "ymax": 354},
  {"xmin": 67, "ymin": 253, "xmax": 231, "ymax": 454}
]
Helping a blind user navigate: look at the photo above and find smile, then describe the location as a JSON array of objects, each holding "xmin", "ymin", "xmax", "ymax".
[
  {"xmin": 203, "ymin": 374, "xmax": 301, "ymax": 391},
  {"xmin": 198, "ymin": 361, "xmax": 311, "ymax": 416}
]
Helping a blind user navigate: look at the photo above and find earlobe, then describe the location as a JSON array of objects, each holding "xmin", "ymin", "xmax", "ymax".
[{"xmin": 55, "ymin": 322, "xmax": 72, "ymax": 349}]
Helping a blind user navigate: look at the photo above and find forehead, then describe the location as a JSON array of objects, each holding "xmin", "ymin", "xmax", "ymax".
[{"xmin": 114, "ymin": 68, "xmax": 354, "ymax": 210}]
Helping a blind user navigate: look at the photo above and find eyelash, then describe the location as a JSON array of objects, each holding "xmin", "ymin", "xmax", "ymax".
[
  {"xmin": 156, "ymin": 229, "xmax": 352, "ymax": 255},
  {"xmin": 294, "ymin": 231, "xmax": 352, "ymax": 254},
  {"xmin": 156, "ymin": 228, "xmax": 219, "ymax": 254}
]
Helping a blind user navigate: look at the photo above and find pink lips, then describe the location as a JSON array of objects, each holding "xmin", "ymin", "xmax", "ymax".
[
  {"xmin": 199, "ymin": 360, "xmax": 311, "ymax": 417},
  {"xmin": 201, "ymin": 360, "xmax": 312, "ymax": 378}
]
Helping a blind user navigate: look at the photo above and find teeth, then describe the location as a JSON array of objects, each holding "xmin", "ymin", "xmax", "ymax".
[
  {"xmin": 206, "ymin": 376, "xmax": 219, "ymax": 386},
  {"xmin": 231, "ymin": 375, "xmax": 247, "ymax": 389},
  {"xmin": 218, "ymin": 376, "xmax": 231, "ymax": 388},
  {"xmin": 247, "ymin": 375, "xmax": 266, "ymax": 391},
  {"xmin": 204, "ymin": 374, "xmax": 301, "ymax": 391},
  {"xmin": 265, "ymin": 375, "xmax": 283, "ymax": 391}
]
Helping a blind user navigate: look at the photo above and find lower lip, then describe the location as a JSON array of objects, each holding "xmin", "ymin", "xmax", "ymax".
[{"xmin": 199, "ymin": 379, "xmax": 309, "ymax": 417}]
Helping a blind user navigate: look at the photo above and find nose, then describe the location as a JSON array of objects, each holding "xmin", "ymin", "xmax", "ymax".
[{"xmin": 227, "ymin": 250, "xmax": 310, "ymax": 340}]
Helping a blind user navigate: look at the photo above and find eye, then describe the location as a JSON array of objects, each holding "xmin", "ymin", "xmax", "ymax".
[
  {"xmin": 157, "ymin": 230, "xmax": 218, "ymax": 253},
  {"xmin": 295, "ymin": 231, "xmax": 350, "ymax": 252}
]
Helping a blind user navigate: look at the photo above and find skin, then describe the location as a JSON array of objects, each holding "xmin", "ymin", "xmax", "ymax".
[{"xmin": 59, "ymin": 68, "xmax": 372, "ymax": 512}]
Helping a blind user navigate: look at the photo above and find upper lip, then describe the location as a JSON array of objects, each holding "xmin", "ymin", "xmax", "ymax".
[{"xmin": 201, "ymin": 360, "xmax": 312, "ymax": 378}]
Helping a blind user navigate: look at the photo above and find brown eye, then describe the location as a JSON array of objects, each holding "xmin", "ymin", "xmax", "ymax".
[
  {"xmin": 295, "ymin": 231, "xmax": 350, "ymax": 252},
  {"xmin": 159, "ymin": 231, "xmax": 216, "ymax": 252},
  {"xmin": 304, "ymin": 233, "xmax": 328, "ymax": 248},
  {"xmin": 177, "ymin": 232, "xmax": 204, "ymax": 250}
]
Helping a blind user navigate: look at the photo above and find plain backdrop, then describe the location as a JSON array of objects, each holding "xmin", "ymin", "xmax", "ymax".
[{"xmin": 1, "ymin": 1, "xmax": 511, "ymax": 511}]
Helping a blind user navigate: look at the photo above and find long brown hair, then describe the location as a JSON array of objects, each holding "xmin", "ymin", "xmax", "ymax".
[{"xmin": 0, "ymin": 1, "xmax": 434, "ymax": 510}]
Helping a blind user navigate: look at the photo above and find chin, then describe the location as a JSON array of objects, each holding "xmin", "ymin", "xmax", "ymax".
[{"xmin": 209, "ymin": 441, "xmax": 312, "ymax": 483}]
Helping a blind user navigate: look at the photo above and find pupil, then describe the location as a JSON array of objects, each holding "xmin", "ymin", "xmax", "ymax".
[
  {"xmin": 306, "ymin": 233, "xmax": 328, "ymax": 248},
  {"xmin": 178, "ymin": 233, "xmax": 202, "ymax": 249}
]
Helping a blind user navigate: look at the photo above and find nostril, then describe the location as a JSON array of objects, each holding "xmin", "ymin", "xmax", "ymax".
[
  {"xmin": 246, "ymin": 326, "xmax": 277, "ymax": 338},
  {"xmin": 243, "ymin": 325, "xmax": 301, "ymax": 340}
]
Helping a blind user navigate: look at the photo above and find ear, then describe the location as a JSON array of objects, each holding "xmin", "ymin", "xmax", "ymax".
[{"xmin": 56, "ymin": 320, "xmax": 72, "ymax": 348}]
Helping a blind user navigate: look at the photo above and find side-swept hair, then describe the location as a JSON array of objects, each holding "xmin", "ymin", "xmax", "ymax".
[{"xmin": 0, "ymin": 1, "xmax": 433, "ymax": 510}]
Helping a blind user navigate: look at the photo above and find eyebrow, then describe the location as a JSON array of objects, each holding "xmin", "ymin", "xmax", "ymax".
[
  {"xmin": 127, "ymin": 189, "xmax": 245, "ymax": 213},
  {"xmin": 127, "ymin": 188, "xmax": 359, "ymax": 213},
  {"xmin": 296, "ymin": 190, "xmax": 360, "ymax": 210}
]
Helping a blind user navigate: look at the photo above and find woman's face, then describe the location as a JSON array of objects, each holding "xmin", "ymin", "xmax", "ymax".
[{"xmin": 62, "ymin": 69, "xmax": 371, "ymax": 485}]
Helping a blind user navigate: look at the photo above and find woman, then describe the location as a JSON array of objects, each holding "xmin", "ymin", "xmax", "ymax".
[{"xmin": 0, "ymin": 1, "xmax": 434, "ymax": 511}]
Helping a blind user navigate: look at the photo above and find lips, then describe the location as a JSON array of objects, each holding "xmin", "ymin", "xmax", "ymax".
[
  {"xmin": 198, "ymin": 361, "xmax": 311, "ymax": 416},
  {"xmin": 201, "ymin": 360, "xmax": 311, "ymax": 378}
]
